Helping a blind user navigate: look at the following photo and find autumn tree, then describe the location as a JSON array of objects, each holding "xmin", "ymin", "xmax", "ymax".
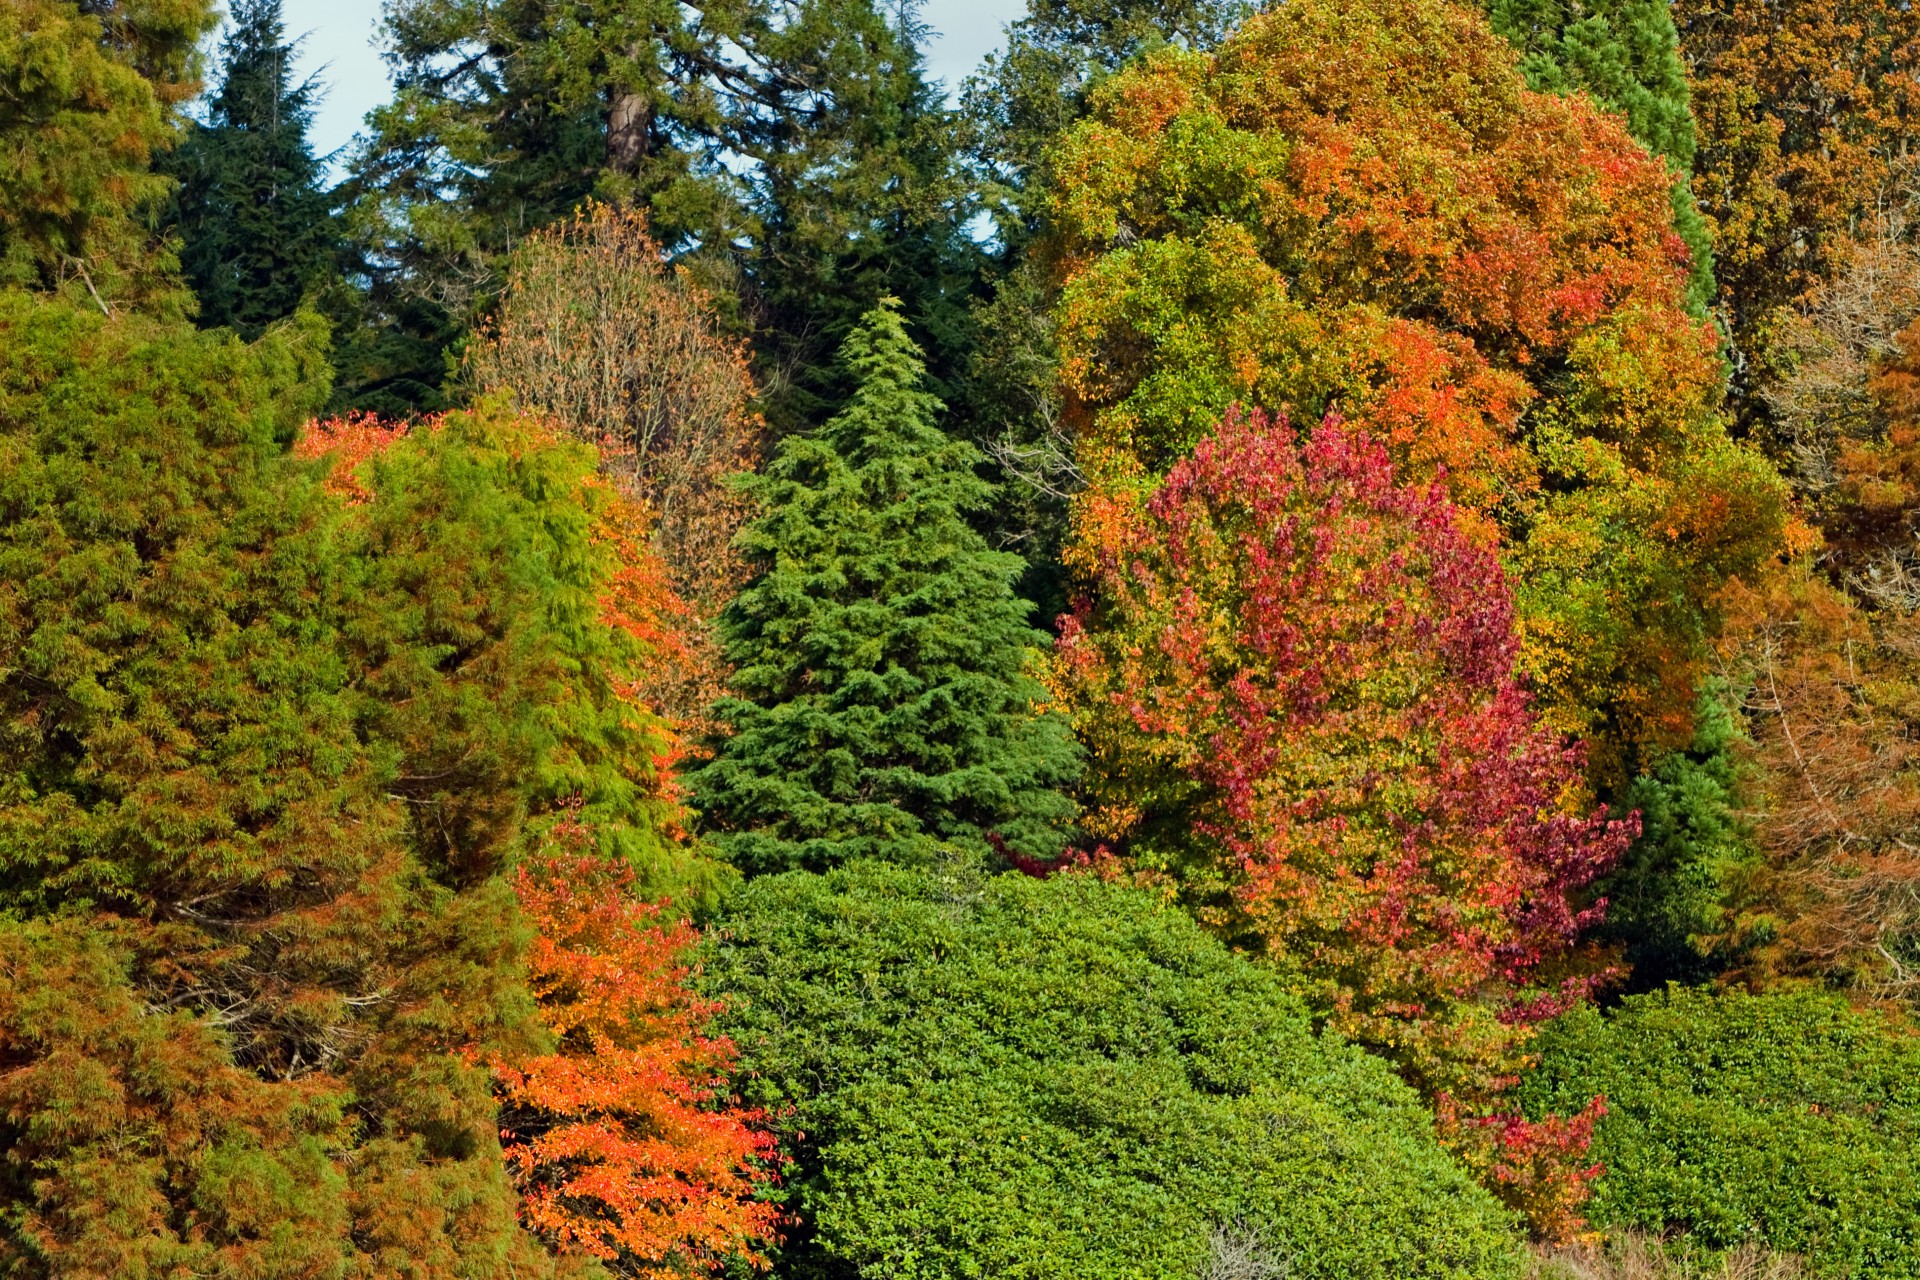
[
  {"xmin": 496, "ymin": 821, "xmax": 779, "ymax": 1275},
  {"xmin": 1481, "ymin": 0, "xmax": 1715, "ymax": 312},
  {"xmin": 1047, "ymin": 0, "xmax": 1786, "ymax": 772},
  {"xmin": 690, "ymin": 300, "xmax": 1081, "ymax": 873},
  {"xmin": 1056, "ymin": 409, "xmax": 1631, "ymax": 1233},
  {"xmin": 469, "ymin": 202, "xmax": 760, "ymax": 619},
  {"xmin": 0, "ymin": 288, "xmax": 721, "ymax": 1273},
  {"xmin": 0, "ymin": 0, "xmax": 214, "ymax": 314},
  {"xmin": 1675, "ymin": 0, "xmax": 1920, "ymax": 398}
]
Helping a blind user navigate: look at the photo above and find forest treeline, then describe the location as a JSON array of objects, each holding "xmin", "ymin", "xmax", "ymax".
[{"xmin": 4, "ymin": 0, "xmax": 1920, "ymax": 1275}]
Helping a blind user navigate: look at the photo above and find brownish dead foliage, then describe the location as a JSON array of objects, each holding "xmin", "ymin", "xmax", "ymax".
[
  {"xmin": 1720, "ymin": 566, "xmax": 1920, "ymax": 1001},
  {"xmin": 470, "ymin": 201, "xmax": 760, "ymax": 621}
]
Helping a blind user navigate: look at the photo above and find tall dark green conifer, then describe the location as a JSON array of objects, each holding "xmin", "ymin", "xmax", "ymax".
[
  {"xmin": 691, "ymin": 300, "xmax": 1080, "ymax": 873},
  {"xmin": 163, "ymin": 0, "xmax": 334, "ymax": 336},
  {"xmin": 1482, "ymin": 0, "xmax": 1716, "ymax": 314},
  {"xmin": 744, "ymin": 0, "xmax": 983, "ymax": 433}
]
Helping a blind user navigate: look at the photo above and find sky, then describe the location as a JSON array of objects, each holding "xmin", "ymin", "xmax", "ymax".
[{"xmin": 278, "ymin": 0, "xmax": 1031, "ymax": 168}]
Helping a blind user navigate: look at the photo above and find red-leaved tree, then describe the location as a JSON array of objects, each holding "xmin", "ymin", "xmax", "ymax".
[
  {"xmin": 1056, "ymin": 409, "xmax": 1635, "ymax": 1236},
  {"xmin": 496, "ymin": 821, "xmax": 781, "ymax": 1275}
]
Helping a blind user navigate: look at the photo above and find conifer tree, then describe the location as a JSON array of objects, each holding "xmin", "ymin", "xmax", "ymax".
[
  {"xmin": 691, "ymin": 300, "xmax": 1080, "ymax": 873},
  {"xmin": 163, "ymin": 0, "xmax": 335, "ymax": 337}
]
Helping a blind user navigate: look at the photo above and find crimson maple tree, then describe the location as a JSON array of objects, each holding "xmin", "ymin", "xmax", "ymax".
[{"xmin": 1057, "ymin": 408, "xmax": 1634, "ymax": 1234}]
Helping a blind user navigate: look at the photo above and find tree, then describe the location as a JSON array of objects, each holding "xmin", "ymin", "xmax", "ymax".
[
  {"xmin": 468, "ymin": 202, "xmax": 761, "ymax": 623},
  {"xmin": 0, "ymin": 0, "xmax": 214, "ymax": 314},
  {"xmin": 1675, "ymin": 0, "xmax": 1920, "ymax": 403},
  {"xmin": 1480, "ymin": 0, "xmax": 1716, "ymax": 314},
  {"xmin": 162, "ymin": 0, "xmax": 336, "ymax": 337},
  {"xmin": 496, "ymin": 820, "xmax": 780, "ymax": 1276},
  {"xmin": 704, "ymin": 862, "xmax": 1530, "ymax": 1279},
  {"xmin": 1055, "ymin": 408, "xmax": 1631, "ymax": 1232},
  {"xmin": 962, "ymin": 0, "xmax": 1254, "ymax": 249},
  {"xmin": 349, "ymin": 0, "xmax": 981, "ymax": 433},
  {"xmin": 1046, "ymin": 0, "xmax": 1787, "ymax": 772},
  {"xmin": 1718, "ymin": 565, "xmax": 1920, "ymax": 1003},
  {"xmin": 690, "ymin": 300, "xmax": 1081, "ymax": 874},
  {"xmin": 0, "ymin": 290, "xmax": 722, "ymax": 1273},
  {"xmin": 740, "ymin": 0, "xmax": 983, "ymax": 435}
]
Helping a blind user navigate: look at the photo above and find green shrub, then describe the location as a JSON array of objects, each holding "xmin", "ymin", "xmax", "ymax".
[
  {"xmin": 704, "ymin": 862, "xmax": 1525, "ymax": 1279},
  {"xmin": 1518, "ymin": 988, "xmax": 1920, "ymax": 1278}
]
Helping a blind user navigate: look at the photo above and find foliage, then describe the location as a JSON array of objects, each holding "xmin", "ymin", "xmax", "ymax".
[
  {"xmin": 0, "ymin": 0, "xmax": 212, "ymax": 314},
  {"xmin": 1480, "ymin": 0, "xmax": 1715, "ymax": 314},
  {"xmin": 161, "ymin": 0, "xmax": 336, "ymax": 338},
  {"xmin": 496, "ymin": 820, "xmax": 779, "ymax": 1276},
  {"xmin": 1529, "ymin": 1232, "xmax": 1807, "ymax": 1280},
  {"xmin": 0, "ymin": 291, "xmax": 722, "ymax": 1273},
  {"xmin": 1764, "ymin": 194, "xmax": 1920, "ymax": 597},
  {"xmin": 1599, "ymin": 682, "xmax": 1761, "ymax": 989},
  {"xmin": 1716, "ymin": 566, "xmax": 1920, "ymax": 1002},
  {"xmin": 349, "ymin": 0, "xmax": 980, "ymax": 431},
  {"xmin": 690, "ymin": 301, "xmax": 1080, "ymax": 873},
  {"xmin": 704, "ymin": 861, "xmax": 1529, "ymax": 1280},
  {"xmin": 961, "ymin": 0, "xmax": 1252, "ymax": 247},
  {"xmin": 1056, "ymin": 409, "xmax": 1629, "ymax": 1232},
  {"xmin": 1674, "ymin": 0, "xmax": 1920, "ymax": 397},
  {"xmin": 1047, "ymin": 0, "xmax": 1786, "ymax": 768},
  {"xmin": 1518, "ymin": 987, "xmax": 1920, "ymax": 1278},
  {"xmin": 469, "ymin": 202, "xmax": 760, "ymax": 621}
]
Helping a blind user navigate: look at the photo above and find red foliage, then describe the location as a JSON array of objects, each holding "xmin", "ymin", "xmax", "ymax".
[
  {"xmin": 1056, "ymin": 409, "xmax": 1633, "ymax": 1235},
  {"xmin": 497, "ymin": 823, "xmax": 781, "ymax": 1275},
  {"xmin": 293, "ymin": 411, "xmax": 411, "ymax": 503}
]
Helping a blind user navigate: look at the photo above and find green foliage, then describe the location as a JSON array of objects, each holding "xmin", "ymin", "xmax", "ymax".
[
  {"xmin": 1519, "ymin": 987, "xmax": 1920, "ymax": 1277},
  {"xmin": 162, "ymin": 0, "xmax": 337, "ymax": 338},
  {"xmin": 705, "ymin": 862, "xmax": 1530, "ymax": 1280},
  {"xmin": 0, "ymin": 0, "xmax": 214, "ymax": 314},
  {"xmin": 0, "ymin": 290, "xmax": 716, "ymax": 1272},
  {"xmin": 1481, "ymin": 0, "xmax": 1716, "ymax": 313},
  {"xmin": 1602, "ymin": 682, "xmax": 1763, "ymax": 988},
  {"xmin": 691, "ymin": 301, "xmax": 1079, "ymax": 872}
]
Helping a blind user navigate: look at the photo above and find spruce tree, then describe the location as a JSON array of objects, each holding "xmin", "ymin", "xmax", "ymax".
[
  {"xmin": 1482, "ymin": 0, "xmax": 1716, "ymax": 314},
  {"xmin": 691, "ymin": 299, "xmax": 1080, "ymax": 873},
  {"xmin": 163, "ymin": 0, "xmax": 335, "ymax": 336}
]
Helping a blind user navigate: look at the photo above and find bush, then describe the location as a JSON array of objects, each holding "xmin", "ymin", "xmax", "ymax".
[
  {"xmin": 1518, "ymin": 988, "xmax": 1920, "ymax": 1277},
  {"xmin": 703, "ymin": 862, "xmax": 1526, "ymax": 1279}
]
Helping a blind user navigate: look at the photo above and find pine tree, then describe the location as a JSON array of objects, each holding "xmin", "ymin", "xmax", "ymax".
[
  {"xmin": 1482, "ymin": 0, "xmax": 1717, "ymax": 315},
  {"xmin": 163, "ymin": 0, "xmax": 335, "ymax": 336},
  {"xmin": 690, "ymin": 299, "xmax": 1080, "ymax": 873},
  {"xmin": 742, "ymin": 0, "xmax": 983, "ymax": 434}
]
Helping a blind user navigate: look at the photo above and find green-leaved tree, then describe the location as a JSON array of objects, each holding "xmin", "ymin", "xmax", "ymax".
[{"xmin": 691, "ymin": 299, "xmax": 1080, "ymax": 872}]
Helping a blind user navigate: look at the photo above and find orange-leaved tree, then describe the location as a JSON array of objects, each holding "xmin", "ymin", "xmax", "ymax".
[
  {"xmin": 496, "ymin": 821, "xmax": 781, "ymax": 1275},
  {"xmin": 1676, "ymin": 0, "xmax": 1920, "ymax": 395},
  {"xmin": 1046, "ymin": 0, "xmax": 1785, "ymax": 773},
  {"xmin": 1057, "ymin": 408, "xmax": 1635, "ymax": 1237}
]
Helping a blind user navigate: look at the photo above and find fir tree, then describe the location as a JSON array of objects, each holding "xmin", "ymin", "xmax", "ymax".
[
  {"xmin": 1482, "ymin": 0, "xmax": 1717, "ymax": 314},
  {"xmin": 690, "ymin": 299, "xmax": 1080, "ymax": 873},
  {"xmin": 163, "ymin": 0, "xmax": 335, "ymax": 336}
]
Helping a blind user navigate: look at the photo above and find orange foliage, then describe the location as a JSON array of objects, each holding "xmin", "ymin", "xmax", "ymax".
[
  {"xmin": 496, "ymin": 823, "xmax": 781, "ymax": 1275},
  {"xmin": 1721, "ymin": 567, "xmax": 1920, "ymax": 1002},
  {"xmin": 1046, "ymin": 0, "xmax": 1786, "ymax": 767},
  {"xmin": 292, "ymin": 410, "xmax": 410, "ymax": 503}
]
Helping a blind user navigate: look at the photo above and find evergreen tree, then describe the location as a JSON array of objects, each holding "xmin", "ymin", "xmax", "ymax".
[
  {"xmin": 1482, "ymin": 0, "xmax": 1717, "ymax": 314},
  {"xmin": 690, "ymin": 299, "xmax": 1080, "ymax": 873},
  {"xmin": 743, "ymin": 0, "xmax": 983, "ymax": 433},
  {"xmin": 163, "ymin": 0, "xmax": 335, "ymax": 337}
]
